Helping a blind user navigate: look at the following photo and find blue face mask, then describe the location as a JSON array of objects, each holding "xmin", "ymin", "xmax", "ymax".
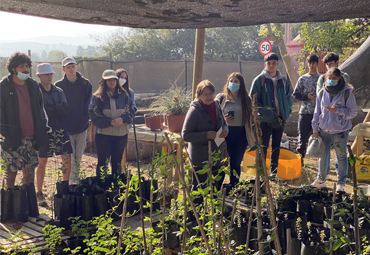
[
  {"xmin": 228, "ymin": 82, "xmax": 240, "ymax": 92},
  {"xmin": 327, "ymin": 79, "xmax": 338, "ymax": 86},
  {"xmin": 16, "ymin": 71, "xmax": 29, "ymax": 81}
]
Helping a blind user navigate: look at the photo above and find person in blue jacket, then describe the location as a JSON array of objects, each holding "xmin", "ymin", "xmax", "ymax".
[
  {"xmin": 89, "ymin": 70, "xmax": 135, "ymax": 180},
  {"xmin": 311, "ymin": 67, "xmax": 357, "ymax": 192},
  {"xmin": 249, "ymin": 53, "xmax": 292, "ymax": 179}
]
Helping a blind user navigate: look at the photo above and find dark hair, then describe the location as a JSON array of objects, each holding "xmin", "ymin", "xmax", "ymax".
[
  {"xmin": 196, "ymin": 80, "xmax": 215, "ymax": 98},
  {"xmin": 306, "ymin": 54, "xmax": 319, "ymax": 63},
  {"xmin": 115, "ymin": 68, "xmax": 131, "ymax": 98},
  {"xmin": 7, "ymin": 52, "xmax": 32, "ymax": 74},
  {"xmin": 223, "ymin": 72, "xmax": 252, "ymax": 126},
  {"xmin": 323, "ymin": 52, "xmax": 339, "ymax": 63},
  {"xmin": 325, "ymin": 67, "xmax": 342, "ymax": 80},
  {"xmin": 264, "ymin": 52, "xmax": 279, "ymax": 62},
  {"xmin": 93, "ymin": 78, "xmax": 126, "ymax": 112}
]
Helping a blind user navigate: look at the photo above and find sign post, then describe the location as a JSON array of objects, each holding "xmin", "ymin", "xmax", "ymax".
[{"xmin": 259, "ymin": 40, "xmax": 272, "ymax": 56}]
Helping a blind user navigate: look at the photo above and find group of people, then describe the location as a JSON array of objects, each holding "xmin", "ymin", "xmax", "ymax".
[
  {"xmin": 0, "ymin": 50, "xmax": 357, "ymax": 217},
  {"xmin": 183, "ymin": 52, "xmax": 357, "ymax": 194},
  {"xmin": 0, "ymin": 52, "xmax": 136, "ymax": 214}
]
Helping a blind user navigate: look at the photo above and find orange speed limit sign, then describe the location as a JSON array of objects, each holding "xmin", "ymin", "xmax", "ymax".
[{"xmin": 259, "ymin": 40, "xmax": 272, "ymax": 56}]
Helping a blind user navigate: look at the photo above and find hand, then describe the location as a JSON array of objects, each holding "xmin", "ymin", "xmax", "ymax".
[
  {"xmin": 112, "ymin": 117, "xmax": 123, "ymax": 126},
  {"xmin": 325, "ymin": 105, "xmax": 337, "ymax": 113},
  {"xmin": 225, "ymin": 114, "xmax": 234, "ymax": 123},
  {"xmin": 207, "ymin": 131, "xmax": 217, "ymax": 139},
  {"xmin": 219, "ymin": 130, "xmax": 228, "ymax": 138},
  {"xmin": 313, "ymin": 132, "xmax": 319, "ymax": 138},
  {"xmin": 307, "ymin": 92, "xmax": 316, "ymax": 100}
]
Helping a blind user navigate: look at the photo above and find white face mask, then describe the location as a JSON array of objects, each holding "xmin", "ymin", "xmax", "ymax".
[
  {"xmin": 16, "ymin": 71, "xmax": 29, "ymax": 81},
  {"xmin": 119, "ymin": 78, "xmax": 126, "ymax": 86}
]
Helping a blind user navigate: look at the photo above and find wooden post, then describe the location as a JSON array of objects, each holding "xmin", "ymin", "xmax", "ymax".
[
  {"xmin": 192, "ymin": 29, "xmax": 205, "ymax": 100},
  {"xmin": 348, "ymin": 145, "xmax": 360, "ymax": 255},
  {"xmin": 329, "ymin": 183, "xmax": 336, "ymax": 255},
  {"xmin": 238, "ymin": 55, "xmax": 242, "ymax": 74},
  {"xmin": 253, "ymin": 94, "xmax": 283, "ymax": 255},
  {"xmin": 121, "ymin": 147, "xmax": 127, "ymax": 173},
  {"xmin": 109, "ymin": 52, "xmax": 113, "ymax": 69},
  {"xmin": 184, "ymin": 54, "xmax": 188, "ymax": 92},
  {"xmin": 245, "ymin": 185, "xmax": 256, "ymax": 254},
  {"xmin": 116, "ymin": 171, "xmax": 131, "ymax": 255}
]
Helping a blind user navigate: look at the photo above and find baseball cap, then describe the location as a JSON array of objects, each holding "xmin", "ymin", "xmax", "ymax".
[
  {"xmin": 62, "ymin": 57, "xmax": 77, "ymax": 67},
  {"xmin": 102, "ymin": 69, "xmax": 118, "ymax": 80},
  {"xmin": 36, "ymin": 63, "xmax": 55, "ymax": 75}
]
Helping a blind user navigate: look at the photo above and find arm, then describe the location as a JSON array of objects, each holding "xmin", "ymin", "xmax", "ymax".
[
  {"xmin": 182, "ymin": 106, "xmax": 208, "ymax": 143},
  {"xmin": 316, "ymin": 75, "xmax": 324, "ymax": 95},
  {"xmin": 85, "ymin": 81, "xmax": 93, "ymax": 117},
  {"xmin": 312, "ymin": 93, "xmax": 322, "ymax": 134},
  {"xmin": 286, "ymin": 79, "xmax": 293, "ymax": 110},
  {"xmin": 249, "ymin": 76, "xmax": 263, "ymax": 108},
  {"xmin": 336, "ymin": 91, "xmax": 358, "ymax": 120},
  {"xmin": 88, "ymin": 96, "xmax": 113, "ymax": 129},
  {"xmin": 292, "ymin": 77, "xmax": 309, "ymax": 101},
  {"xmin": 0, "ymin": 86, "xmax": 8, "ymax": 138},
  {"xmin": 37, "ymin": 87, "xmax": 50, "ymax": 132}
]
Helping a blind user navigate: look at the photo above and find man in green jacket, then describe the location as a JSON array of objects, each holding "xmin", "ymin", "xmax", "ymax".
[{"xmin": 250, "ymin": 53, "xmax": 292, "ymax": 177}]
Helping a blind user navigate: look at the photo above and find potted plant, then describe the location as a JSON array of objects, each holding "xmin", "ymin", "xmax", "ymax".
[
  {"xmin": 158, "ymin": 183, "xmax": 179, "ymax": 209},
  {"xmin": 150, "ymin": 84, "xmax": 191, "ymax": 132}
]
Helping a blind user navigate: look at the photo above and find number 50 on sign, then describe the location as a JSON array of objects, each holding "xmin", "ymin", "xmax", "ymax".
[{"xmin": 259, "ymin": 40, "xmax": 272, "ymax": 56}]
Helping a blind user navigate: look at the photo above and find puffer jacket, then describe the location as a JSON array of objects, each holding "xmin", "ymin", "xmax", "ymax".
[
  {"xmin": 40, "ymin": 84, "xmax": 68, "ymax": 132},
  {"xmin": 89, "ymin": 88, "xmax": 135, "ymax": 136},
  {"xmin": 182, "ymin": 100, "xmax": 228, "ymax": 168},
  {"xmin": 0, "ymin": 74, "xmax": 48, "ymax": 150}
]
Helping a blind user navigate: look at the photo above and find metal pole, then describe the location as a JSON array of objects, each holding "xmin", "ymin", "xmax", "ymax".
[
  {"xmin": 192, "ymin": 29, "xmax": 205, "ymax": 100},
  {"xmin": 184, "ymin": 54, "xmax": 188, "ymax": 92},
  {"xmin": 28, "ymin": 50, "xmax": 32, "ymax": 77},
  {"xmin": 238, "ymin": 55, "xmax": 242, "ymax": 74}
]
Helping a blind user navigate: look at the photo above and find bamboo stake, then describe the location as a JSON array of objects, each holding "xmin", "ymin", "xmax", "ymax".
[
  {"xmin": 180, "ymin": 143, "xmax": 187, "ymax": 255},
  {"xmin": 229, "ymin": 194, "xmax": 240, "ymax": 248},
  {"xmin": 286, "ymin": 228, "xmax": 291, "ymax": 255},
  {"xmin": 161, "ymin": 175, "xmax": 166, "ymax": 255},
  {"xmin": 164, "ymin": 133, "xmax": 214, "ymax": 255},
  {"xmin": 132, "ymin": 117, "xmax": 147, "ymax": 252},
  {"xmin": 117, "ymin": 170, "xmax": 131, "ymax": 255},
  {"xmin": 245, "ymin": 184, "xmax": 257, "ymax": 254},
  {"xmin": 217, "ymin": 219, "xmax": 232, "ymax": 255},
  {"xmin": 329, "ymin": 183, "xmax": 336, "ymax": 255},
  {"xmin": 208, "ymin": 141, "xmax": 217, "ymax": 248},
  {"xmin": 218, "ymin": 188, "xmax": 227, "ymax": 254},
  {"xmin": 347, "ymin": 145, "xmax": 360, "ymax": 255},
  {"xmin": 253, "ymin": 94, "xmax": 283, "ymax": 255},
  {"xmin": 150, "ymin": 133, "xmax": 157, "ymax": 255}
]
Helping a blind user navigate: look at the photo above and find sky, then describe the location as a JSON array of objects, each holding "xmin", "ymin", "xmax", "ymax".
[{"xmin": 0, "ymin": 11, "xmax": 122, "ymax": 44}]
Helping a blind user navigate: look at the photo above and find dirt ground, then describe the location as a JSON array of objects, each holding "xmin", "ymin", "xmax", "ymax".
[{"xmin": 0, "ymin": 148, "xmax": 361, "ymax": 219}]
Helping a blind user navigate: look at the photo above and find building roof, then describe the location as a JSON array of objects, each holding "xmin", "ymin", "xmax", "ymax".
[{"xmin": 2, "ymin": 0, "xmax": 370, "ymax": 29}]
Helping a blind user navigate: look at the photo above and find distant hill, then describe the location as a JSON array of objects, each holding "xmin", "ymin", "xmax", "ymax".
[{"xmin": 0, "ymin": 35, "xmax": 99, "ymax": 58}]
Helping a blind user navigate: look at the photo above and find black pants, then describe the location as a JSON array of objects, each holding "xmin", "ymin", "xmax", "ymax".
[
  {"xmin": 95, "ymin": 134, "xmax": 128, "ymax": 179},
  {"xmin": 260, "ymin": 122, "xmax": 284, "ymax": 173},
  {"xmin": 296, "ymin": 114, "xmax": 313, "ymax": 157},
  {"xmin": 225, "ymin": 126, "xmax": 248, "ymax": 187}
]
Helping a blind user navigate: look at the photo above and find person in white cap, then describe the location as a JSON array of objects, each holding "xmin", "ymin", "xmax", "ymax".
[
  {"xmin": 55, "ymin": 57, "xmax": 92, "ymax": 187},
  {"xmin": 89, "ymin": 70, "xmax": 134, "ymax": 182},
  {"xmin": 36, "ymin": 63, "xmax": 73, "ymax": 206},
  {"xmin": 0, "ymin": 52, "xmax": 49, "ymax": 219}
]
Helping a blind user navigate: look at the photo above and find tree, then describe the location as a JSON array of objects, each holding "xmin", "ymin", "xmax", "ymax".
[
  {"xmin": 299, "ymin": 19, "xmax": 370, "ymax": 62},
  {"xmin": 76, "ymin": 46, "xmax": 84, "ymax": 57},
  {"xmin": 93, "ymin": 26, "xmax": 264, "ymax": 61},
  {"xmin": 45, "ymin": 50, "xmax": 67, "ymax": 62}
]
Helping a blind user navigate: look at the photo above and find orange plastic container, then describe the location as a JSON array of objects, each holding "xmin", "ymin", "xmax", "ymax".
[{"xmin": 242, "ymin": 148, "xmax": 301, "ymax": 180}]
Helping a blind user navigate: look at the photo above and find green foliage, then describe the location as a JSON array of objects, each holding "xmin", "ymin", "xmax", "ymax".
[
  {"xmin": 93, "ymin": 27, "xmax": 264, "ymax": 61},
  {"xmin": 44, "ymin": 50, "xmax": 67, "ymax": 62},
  {"xmin": 150, "ymin": 84, "xmax": 192, "ymax": 115},
  {"xmin": 43, "ymin": 224, "xmax": 65, "ymax": 254}
]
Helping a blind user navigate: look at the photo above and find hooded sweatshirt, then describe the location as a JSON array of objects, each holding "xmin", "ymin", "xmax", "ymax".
[
  {"xmin": 312, "ymin": 84, "xmax": 357, "ymax": 134},
  {"xmin": 55, "ymin": 72, "xmax": 92, "ymax": 135}
]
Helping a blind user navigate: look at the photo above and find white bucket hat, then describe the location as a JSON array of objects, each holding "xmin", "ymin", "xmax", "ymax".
[{"xmin": 36, "ymin": 63, "xmax": 55, "ymax": 75}]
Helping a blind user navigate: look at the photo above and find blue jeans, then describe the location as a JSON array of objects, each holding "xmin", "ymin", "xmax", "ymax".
[
  {"xmin": 318, "ymin": 129, "xmax": 349, "ymax": 185},
  {"xmin": 225, "ymin": 126, "xmax": 248, "ymax": 186}
]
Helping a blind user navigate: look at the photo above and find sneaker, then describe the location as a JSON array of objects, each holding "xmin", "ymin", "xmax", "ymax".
[
  {"xmin": 336, "ymin": 184, "xmax": 345, "ymax": 192},
  {"xmin": 36, "ymin": 191, "xmax": 47, "ymax": 207},
  {"xmin": 311, "ymin": 178, "xmax": 326, "ymax": 189}
]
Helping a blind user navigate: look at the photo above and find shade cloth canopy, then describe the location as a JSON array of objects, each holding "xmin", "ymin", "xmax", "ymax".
[{"xmin": 1, "ymin": 0, "xmax": 370, "ymax": 29}]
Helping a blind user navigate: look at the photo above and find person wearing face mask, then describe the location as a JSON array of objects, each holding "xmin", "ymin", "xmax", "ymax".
[
  {"xmin": 215, "ymin": 72, "xmax": 256, "ymax": 189},
  {"xmin": 89, "ymin": 70, "xmax": 135, "ymax": 181},
  {"xmin": 311, "ymin": 67, "xmax": 357, "ymax": 192},
  {"xmin": 182, "ymin": 80, "xmax": 228, "ymax": 193},
  {"xmin": 0, "ymin": 52, "xmax": 49, "ymax": 218},
  {"xmin": 115, "ymin": 69, "xmax": 137, "ymax": 113}
]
